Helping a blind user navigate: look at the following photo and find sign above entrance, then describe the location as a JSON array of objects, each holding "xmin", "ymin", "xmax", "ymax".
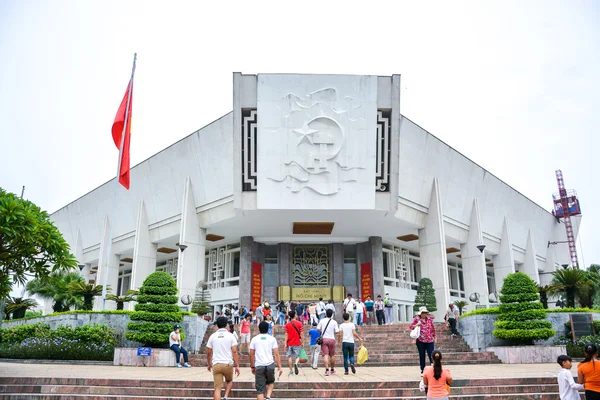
[{"xmin": 291, "ymin": 287, "xmax": 332, "ymax": 301}]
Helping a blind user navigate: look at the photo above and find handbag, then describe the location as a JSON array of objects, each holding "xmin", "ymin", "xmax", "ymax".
[
  {"xmin": 316, "ymin": 318, "xmax": 332, "ymax": 345},
  {"xmin": 410, "ymin": 324, "xmax": 421, "ymax": 339}
]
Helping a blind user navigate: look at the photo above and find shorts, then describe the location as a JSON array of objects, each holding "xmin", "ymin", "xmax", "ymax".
[
  {"xmin": 255, "ymin": 363, "xmax": 275, "ymax": 394},
  {"xmin": 320, "ymin": 338, "xmax": 336, "ymax": 357},
  {"xmin": 212, "ymin": 363, "xmax": 233, "ymax": 389},
  {"xmin": 286, "ymin": 345, "xmax": 301, "ymax": 359},
  {"xmin": 240, "ymin": 333, "xmax": 251, "ymax": 343}
]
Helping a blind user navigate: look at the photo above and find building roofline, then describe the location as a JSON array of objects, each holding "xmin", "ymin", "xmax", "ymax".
[
  {"xmin": 51, "ymin": 112, "xmax": 233, "ymax": 215},
  {"xmin": 400, "ymin": 114, "xmax": 554, "ymax": 217}
]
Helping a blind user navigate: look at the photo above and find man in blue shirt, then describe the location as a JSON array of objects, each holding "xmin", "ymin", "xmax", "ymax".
[
  {"xmin": 363, "ymin": 296, "xmax": 375, "ymax": 325},
  {"xmin": 308, "ymin": 322, "xmax": 321, "ymax": 369}
]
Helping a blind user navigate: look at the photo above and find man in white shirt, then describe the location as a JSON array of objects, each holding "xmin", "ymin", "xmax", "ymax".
[
  {"xmin": 325, "ymin": 300, "xmax": 335, "ymax": 319},
  {"xmin": 316, "ymin": 308, "xmax": 340, "ymax": 376},
  {"xmin": 169, "ymin": 324, "xmax": 191, "ymax": 368},
  {"xmin": 317, "ymin": 297, "xmax": 326, "ymax": 320},
  {"xmin": 249, "ymin": 321, "xmax": 283, "ymax": 400},
  {"xmin": 355, "ymin": 298, "xmax": 365, "ymax": 326},
  {"xmin": 445, "ymin": 302, "xmax": 460, "ymax": 337},
  {"xmin": 342, "ymin": 294, "xmax": 357, "ymax": 324},
  {"xmin": 206, "ymin": 317, "xmax": 240, "ymax": 400},
  {"xmin": 338, "ymin": 312, "xmax": 364, "ymax": 375}
]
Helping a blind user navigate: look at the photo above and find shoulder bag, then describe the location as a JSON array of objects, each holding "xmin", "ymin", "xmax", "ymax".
[
  {"xmin": 410, "ymin": 322, "xmax": 421, "ymax": 339},
  {"xmin": 316, "ymin": 318, "xmax": 332, "ymax": 345}
]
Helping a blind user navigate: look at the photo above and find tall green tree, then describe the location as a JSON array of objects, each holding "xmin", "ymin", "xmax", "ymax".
[
  {"xmin": 0, "ymin": 188, "xmax": 76, "ymax": 300},
  {"xmin": 26, "ymin": 271, "xmax": 84, "ymax": 312},
  {"xmin": 68, "ymin": 282, "xmax": 107, "ymax": 311},
  {"xmin": 550, "ymin": 268, "xmax": 593, "ymax": 308}
]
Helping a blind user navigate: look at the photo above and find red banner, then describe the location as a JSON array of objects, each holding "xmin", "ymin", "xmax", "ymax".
[
  {"xmin": 251, "ymin": 262, "xmax": 262, "ymax": 311},
  {"xmin": 361, "ymin": 262, "xmax": 373, "ymax": 300}
]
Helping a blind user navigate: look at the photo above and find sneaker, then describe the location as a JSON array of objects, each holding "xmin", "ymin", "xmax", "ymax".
[
  {"xmin": 344, "ymin": 371, "xmax": 349, "ymax": 375},
  {"xmin": 325, "ymin": 370, "xmax": 330, "ymax": 376},
  {"xmin": 294, "ymin": 363, "xmax": 299, "ymax": 375},
  {"xmin": 176, "ymin": 363, "xmax": 182, "ymax": 368},
  {"xmin": 350, "ymin": 364, "xmax": 356, "ymax": 374},
  {"xmin": 183, "ymin": 363, "xmax": 191, "ymax": 368},
  {"xmin": 330, "ymin": 369, "xmax": 336, "ymax": 375},
  {"xmin": 288, "ymin": 370, "xmax": 294, "ymax": 376}
]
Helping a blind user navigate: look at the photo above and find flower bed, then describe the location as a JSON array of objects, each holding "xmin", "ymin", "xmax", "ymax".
[{"xmin": 0, "ymin": 323, "xmax": 117, "ymax": 361}]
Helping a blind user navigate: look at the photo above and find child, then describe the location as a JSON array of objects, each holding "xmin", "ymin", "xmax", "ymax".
[
  {"xmin": 338, "ymin": 312, "xmax": 364, "ymax": 375},
  {"xmin": 308, "ymin": 322, "xmax": 321, "ymax": 369},
  {"xmin": 558, "ymin": 354, "xmax": 584, "ymax": 400}
]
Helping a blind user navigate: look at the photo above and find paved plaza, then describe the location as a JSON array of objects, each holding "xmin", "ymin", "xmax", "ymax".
[{"xmin": 0, "ymin": 361, "xmax": 568, "ymax": 382}]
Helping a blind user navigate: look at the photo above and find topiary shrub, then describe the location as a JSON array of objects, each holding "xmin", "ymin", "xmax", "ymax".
[
  {"xmin": 414, "ymin": 278, "xmax": 437, "ymax": 312},
  {"xmin": 125, "ymin": 271, "xmax": 182, "ymax": 346},
  {"xmin": 493, "ymin": 272, "xmax": 555, "ymax": 343}
]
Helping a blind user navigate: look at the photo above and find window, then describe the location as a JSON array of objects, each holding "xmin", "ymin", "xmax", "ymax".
[
  {"xmin": 382, "ymin": 245, "xmax": 420, "ymax": 290},
  {"xmin": 205, "ymin": 243, "xmax": 241, "ymax": 289},
  {"xmin": 447, "ymin": 262, "xmax": 465, "ymax": 298},
  {"xmin": 343, "ymin": 244, "xmax": 357, "ymax": 286},
  {"xmin": 156, "ymin": 258, "xmax": 177, "ymax": 281},
  {"xmin": 487, "ymin": 270, "xmax": 496, "ymax": 295},
  {"xmin": 264, "ymin": 245, "xmax": 279, "ymax": 287}
]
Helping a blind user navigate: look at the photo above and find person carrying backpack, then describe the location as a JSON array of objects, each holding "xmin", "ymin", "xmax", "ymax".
[{"xmin": 383, "ymin": 293, "xmax": 394, "ymax": 325}]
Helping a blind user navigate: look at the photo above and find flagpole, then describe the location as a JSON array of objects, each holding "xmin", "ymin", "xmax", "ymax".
[{"xmin": 102, "ymin": 53, "xmax": 137, "ymax": 309}]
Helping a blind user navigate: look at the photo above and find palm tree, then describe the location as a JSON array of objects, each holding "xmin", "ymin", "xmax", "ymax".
[
  {"xmin": 68, "ymin": 282, "xmax": 108, "ymax": 311},
  {"xmin": 106, "ymin": 290, "xmax": 137, "ymax": 310},
  {"xmin": 26, "ymin": 271, "xmax": 84, "ymax": 312},
  {"xmin": 5, "ymin": 297, "xmax": 39, "ymax": 319},
  {"xmin": 550, "ymin": 268, "xmax": 594, "ymax": 308},
  {"xmin": 453, "ymin": 300, "xmax": 469, "ymax": 315},
  {"xmin": 537, "ymin": 285, "xmax": 552, "ymax": 309}
]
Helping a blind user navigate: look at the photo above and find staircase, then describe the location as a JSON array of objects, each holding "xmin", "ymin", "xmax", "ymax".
[
  {"xmin": 192, "ymin": 323, "xmax": 501, "ymax": 367},
  {"xmin": 0, "ymin": 376, "xmax": 570, "ymax": 399}
]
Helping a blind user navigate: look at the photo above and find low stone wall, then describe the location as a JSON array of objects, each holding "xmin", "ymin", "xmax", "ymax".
[
  {"xmin": 113, "ymin": 347, "xmax": 176, "ymax": 367},
  {"xmin": 487, "ymin": 345, "xmax": 566, "ymax": 364},
  {"xmin": 459, "ymin": 312, "xmax": 600, "ymax": 352},
  {"xmin": 1, "ymin": 313, "xmax": 210, "ymax": 353}
]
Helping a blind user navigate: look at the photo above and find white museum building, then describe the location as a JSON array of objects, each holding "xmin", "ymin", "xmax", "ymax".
[{"xmin": 50, "ymin": 73, "xmax": 581, "ymax": 321}]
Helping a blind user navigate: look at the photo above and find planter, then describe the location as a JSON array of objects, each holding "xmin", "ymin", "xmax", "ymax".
[
  {"xmin": 486, "ymin": 345, "xmax": 566, "ymax": 364},
  {"xmin": 113, "ymin": 347, "xmax": 176, "ymax": 367}
]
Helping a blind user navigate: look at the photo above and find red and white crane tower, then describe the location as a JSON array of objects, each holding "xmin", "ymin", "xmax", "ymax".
[{"xmin": 552, "ymin": 170, "xmax": 582, "ymax": 268}]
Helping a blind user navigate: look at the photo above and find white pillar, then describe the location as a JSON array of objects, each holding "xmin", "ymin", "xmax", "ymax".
[
  {"xmin": 74, "ymin": 230, "xmax": 91, "ymax": 282},
  {"xmin": 523, "ymin": 230, "xmax": 540, "ymax": 284},
  {"xmin": 495, "ymin": 217, "xmax": 516, "ymax": 289},
  {"xmin": 460, "ymin": 199, "xmax": 489, "ymax": 308},
  {"xmin": 418, "ymin": 178, "xmax": 451, "ymax": 321},
  {"xmin": 131, "ymin": 200, "xmax": 157, "ymax": 291},
  {"xmin": 177, "ymin": 178, "xmax": 207, "ymax": 307},
  {"xmin": 96, "ymin": 215, "xmax": 119, "ymax": 310}
]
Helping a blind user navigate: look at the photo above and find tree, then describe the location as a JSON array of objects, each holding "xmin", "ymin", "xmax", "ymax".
[
  {"xmin": 414, "ymin": 278, "xmax": 437, "ymax": 312},
  {"xmin": 537, "ymin": 285, "xmax": 551, "ymax": 309},
  {"xmin": 191, "ymin": 281, "xmax": 211, "ymax": 316},
  {"xmin": 493, "ymin": 272, "xmax": 555, "ymax": 343},
  {"xmin": 106, "ymin": 290, "xmax": 138, "ymax": 310},
  {"xmin": 68, "ymin": 282, "xmax": 107, "ymax": 311},
  {"xmin": 5, "ymin": 296, "xmax": 38, "ymax": 319},
  {"xmin": 453, "ymin": 300, "xmax": 468, "ymax": 315},
  {"xmin": 125, "ymin": 272, "xmax": 182, "ymax": 346},
  {"xmin": 0, "ymin": 188, "xmax": 77, "ymax": 299},
  {"xmin": 26, "ymin": 271, "xmax": 84, "ymax": 312},
  {"xmin": 550, "ymin": 268, "xmax": 593, "ymax": 308}
]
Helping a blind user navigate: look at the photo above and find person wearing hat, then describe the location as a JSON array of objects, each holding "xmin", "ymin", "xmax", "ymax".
[
  {"xmin": 409, "ymin": 306, "xmax": 437, "ymax": 376},
  {"xmin": 170, "ymin": 324, "xmax": 191, "ymax": 368}
]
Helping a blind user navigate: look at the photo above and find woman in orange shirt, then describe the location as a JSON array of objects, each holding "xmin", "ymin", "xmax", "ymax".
[
  {"xmin": 423, "ymin": 350, "xmax": 452, "ymax": 399},
  {"xmin": 578, "ymin": 343, "xmax": 600, "ymax": 399}
]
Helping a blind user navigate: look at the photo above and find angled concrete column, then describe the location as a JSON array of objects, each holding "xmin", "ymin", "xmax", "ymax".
[
  {"xmin": 369, "ymin": 237, "xmax": 385, "ymax": 299},
  {"xmin": 177, "ymin": 178, "xmax": 206, "ymax": 307},
  {"xmin": 460, "ymin": 199, "xmax": 489, "ymax": 308},
  {"xmin": 96, "ymin": 215, "xmax": 119, "ymax": 310},
  {"xmin": 278, "ymin": 244, "xmax": 291, "ymax": 286},
  {"xmin": 495, "ymin": 217, "xmax": 516, "ymax": 289},
  {"xmin": 418, "ymin": 178, "xmax": 450, "ymax": 321},
  {"xmin": 74, "ymin": 230, "xmax": 91, "ymax": 282},
  {"xmin": 332, "ymin": 243, "xmax": 344, "ymax": 287},
  {"xmin": 541, "ymin": 247, "xmax": 557, "ymax": 286},
  {"xmin": 131, "ymin": 200, "xmax": 157, "ymax": 291},
  {"xmin": 523, "ymin": 230, "xmax": 540, "ymax": 284},
  {"xmin": 239, "ymin": 236, "xmax": 255, "ymax": 309}
]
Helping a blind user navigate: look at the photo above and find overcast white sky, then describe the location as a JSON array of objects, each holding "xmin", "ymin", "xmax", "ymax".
[{"xmin": 1, "ymin": 1, "xmax": 598, "ymax": 272}]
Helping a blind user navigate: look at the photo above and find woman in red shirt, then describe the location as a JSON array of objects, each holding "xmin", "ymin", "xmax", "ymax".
[{"xmin": 409, "ymin": 306, "xmax": 436, "ymax": 375}]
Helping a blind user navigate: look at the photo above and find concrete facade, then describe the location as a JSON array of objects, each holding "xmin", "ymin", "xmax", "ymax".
[{"xmin": 49, "ymin": 73, "xmax": 580, "ymax": 322}]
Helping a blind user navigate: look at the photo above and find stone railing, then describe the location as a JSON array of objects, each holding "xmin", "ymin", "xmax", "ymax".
[{"xmin": 459, "ymin": 312, "xmax": 600, "ymax": 352}]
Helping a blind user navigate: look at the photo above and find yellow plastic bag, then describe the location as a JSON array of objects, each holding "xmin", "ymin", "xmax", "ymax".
[{"xmin": 357, "ymin": 345, "xmax": 368, "ymax": 365}]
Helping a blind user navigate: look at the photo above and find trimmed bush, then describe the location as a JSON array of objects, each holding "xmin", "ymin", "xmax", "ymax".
[
  {"xmin": 414, "ymin": 278, "xmax": 437, "ymax": 312},
  {"xmin": 493, "ymin": 272, "xmax": 555, "ymax": 343},
  {"xmin": 125, "ymin": 271, "xmax": 183, "ymax": 346}
]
